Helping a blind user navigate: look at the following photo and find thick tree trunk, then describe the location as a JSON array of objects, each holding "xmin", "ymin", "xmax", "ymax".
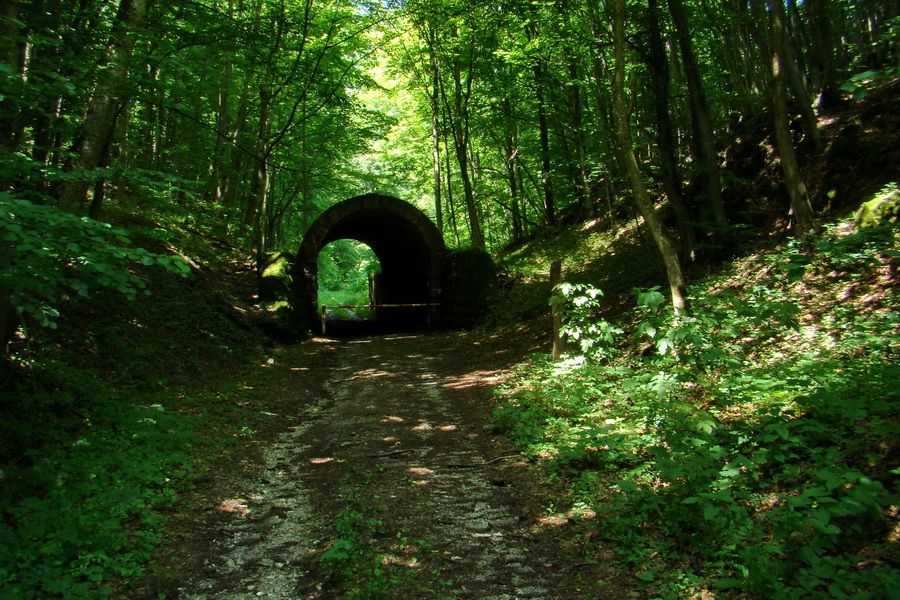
[
  {"xmin": 770, "ymin": 5, "xmax": 816, "ymax": 234},
  {"xmin": 667, "ymin": 0, "xmax": 727, "ymax": 231},
  {"xmin": 56, "ymin": 0, "xmax": 150, "ymax": 207},
  {"xmin": 612, "ymin": 0, "xmax": 688, "ymax": 315}
]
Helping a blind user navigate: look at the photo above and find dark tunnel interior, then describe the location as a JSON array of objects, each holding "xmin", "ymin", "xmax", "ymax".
[
  {"xmin": 316, "ymin": 208, "xmax": 438, "ymax": 335},
  {"xmin": 321, "ymin": 208, "xmax": 431, "ymax": 307}
]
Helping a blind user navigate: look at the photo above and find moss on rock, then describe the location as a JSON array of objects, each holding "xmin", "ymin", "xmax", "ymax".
[{"xmin": 854, "ymin": 187, "xmax": 900, "ymax": 229}]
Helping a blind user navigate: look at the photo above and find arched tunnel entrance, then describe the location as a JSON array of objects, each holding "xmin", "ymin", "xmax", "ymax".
[{"xmin": 296, "ymin": 194, "xmax": 446, "ymax": 333}]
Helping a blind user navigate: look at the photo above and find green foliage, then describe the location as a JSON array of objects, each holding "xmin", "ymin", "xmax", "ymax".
[
  {"xmin": 494, "ymin": 213, "xmax": 900, "ymax": 598},
  {"xmin": 854, "ymin": 183, "xmax": 900, "ymax": 229},
  {"xmin": 318, "ymin": 240, "xmax": 380, "ymax": 311},
  {"xmin": 551, "ymin": 283, "xmax": 623, "ymax": 362},
  {"xmin": 0, "ymin": 365, "xmax": 192, "ymax": 599},
  {"xmin": 0, "ymin": 194, "xmax": 191, "ymax": 328},
  {"xmin": 839, "ymin": 67, "xmax": 898, "ymax": 100}
]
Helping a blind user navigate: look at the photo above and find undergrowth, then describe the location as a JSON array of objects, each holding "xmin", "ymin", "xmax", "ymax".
[
  {"xmin": 0, "ymin": 363, "xmax": 192, "ymax": 599},
  {"xmin": 0, "ymin": 209, "xmax": 266, "ymax": 598},
  {"xmin": 320, "ymin": 469, "xmax": 436, "ymax": 599},
  {"xmin": 493, "ymin": 199, "xmax": 900, "ymax": 599}
]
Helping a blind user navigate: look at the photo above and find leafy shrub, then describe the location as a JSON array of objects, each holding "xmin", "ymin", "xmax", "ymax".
[{"xmin": 1, "ymin": 193, "xmax": 191, "ymax": 329}]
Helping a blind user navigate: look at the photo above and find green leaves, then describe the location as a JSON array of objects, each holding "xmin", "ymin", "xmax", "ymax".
[
  {"xmin": 552, "ymin": 282, "xmax": 623, "ymax": 362},
  {"xmin": 1, "ymin": 194, "xmax": 192, "ymax": 330},
  {"xmin": 0, "ymin": 367, "xmax": 192, "ymax": 599}
]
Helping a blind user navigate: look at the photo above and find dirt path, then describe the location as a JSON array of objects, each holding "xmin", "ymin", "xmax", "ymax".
[{"xmin": 140, "ymin": 331, "xmax": 634, "ymax": 599}]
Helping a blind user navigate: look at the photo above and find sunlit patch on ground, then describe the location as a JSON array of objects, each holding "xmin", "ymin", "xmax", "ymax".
[
  {"xmin": 407, "ymin": 467, "xmax": 433, "ymax": 476},
  {"xmin": 442, "ymin": 369, "xmax": 504, "ymax": 389},
  {"xmin": 217, "ymin": 499, "xmax": 250, "ymax": 516},
  {"xmin": 537, "ymin": 514, "xmax": 568, "ymax": 527}
]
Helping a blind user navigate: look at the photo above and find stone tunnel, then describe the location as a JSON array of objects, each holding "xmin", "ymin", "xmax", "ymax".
[{"xmin": 294, "ymin": 194, "xmax": 447, "ymax": 333}]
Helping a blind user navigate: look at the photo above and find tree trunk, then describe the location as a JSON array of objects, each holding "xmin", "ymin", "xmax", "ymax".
[
  {"xmin": 430, "ymin": 48, "xmax": 444, "ymax": 237},
  {"xmin": 647, "ymin": 0, "xmax": 697, "ymax": 261},
  {"xmin": 773, "ymin": 0, "xmax": 822, "ymax": 150},
  {"xmin": 56, "ymin": 0, "xmax": 150, "ymax": 207},
  {"xmin": 221, "ymin": 78, "xmax": 250, "ymax": 214},
  {"xmin": 550, "ymin": 261, "xmax": 564, "ymax": 362},
  {"xmin": 500, "ymin": 98, "xmax": 522, "ymax": 241},
  {"xmin": 446, "ymin": 61, "xmax": 484, "ymax": 249},
  {"xmin": 613, "ymin": 0, "xmax": 688, "ymax": 315},
  {"xmin": 443, "ymin": 133, "xmax": 461, "ymax": 246},
  {"xmin": 807, "ymin": 0, "xmax": 841, "ymax": 108},
  {"xmin": 1, "ymin": 284, "xmax": 20, "ymax": 352},
  {"xmin": 770, "ymin": 3, "xmax": 816, "ymax": 234},
  {"xmin": 567, "ymin": 62, "xmax": 592, "ymax": 219},
  {"xmin": 0, "ymin": 0, "xmax": 21, "ymax": 163},
  {"xmin": 533, "ymin": 60, "xmax": 555, "ymax": 226},
  {"xmin": 667, "ymin": 0, "xmax": 727, "ymax": 232}
]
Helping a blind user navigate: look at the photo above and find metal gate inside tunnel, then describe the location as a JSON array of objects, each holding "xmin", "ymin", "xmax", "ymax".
[{"xmin": 296, "ymin": 194, "xmax": 446, "ymax": 333}]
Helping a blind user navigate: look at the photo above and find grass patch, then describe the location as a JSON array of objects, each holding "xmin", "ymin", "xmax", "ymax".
[{"xmin": 319, "ymin": 470, "xmax": 435, "ymax": 599}]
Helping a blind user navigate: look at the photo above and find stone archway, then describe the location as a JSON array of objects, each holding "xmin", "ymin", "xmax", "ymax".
[{"xmin": 294, "ymin": 194, "xmax": 446, "ymax": 332}]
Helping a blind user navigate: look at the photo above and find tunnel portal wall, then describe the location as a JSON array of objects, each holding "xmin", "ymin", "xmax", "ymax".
[{"xmin": 293, "ymin": 194, "xmax": 447, "ymax": 333}]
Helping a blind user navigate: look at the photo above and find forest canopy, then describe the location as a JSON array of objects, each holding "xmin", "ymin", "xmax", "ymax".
[{"xmin": 1, "ymin": 0, "xmax": 898, "ymax": 323}]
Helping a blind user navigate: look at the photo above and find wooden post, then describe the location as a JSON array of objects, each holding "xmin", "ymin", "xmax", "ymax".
[{"xmin": 550, "ymin": 261, "xmax": 564, "ymax": 361}]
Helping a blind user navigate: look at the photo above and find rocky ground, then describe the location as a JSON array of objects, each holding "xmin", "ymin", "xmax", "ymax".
[{"xmin": 129, "ymin": 328, "xmax": 636, "ymax": 600}]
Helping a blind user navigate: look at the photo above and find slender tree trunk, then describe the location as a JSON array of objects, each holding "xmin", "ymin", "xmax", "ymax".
[
  {"xmin": 300, "ymin": 96, "xmax": 310, "ymax": 234},
  {"xmin": 247, "ymin": 84, "xmax": 273, "ymax": 257},
  {"xmin": 430, "ymin": 49, "xmax": 444, "ymax": 237},
  {"xmin": 667, "ymin": 0, "xmax": 727, "ymax": 231},
  {"xmin": 56, "ymin": 0, "xmax": 150, "ymax": 207},
  {"xmin": 444, "ymin": 133, "xmax": 460, "ymax": 246},
  {"xmin": 772, "ymin": 0, "xmax": 822, "ymax": 150},
  {"xmin": 770, "ymin": 3, "xmax": 816, "ymax": 234},
  {"xmin": 204, "ymin": 65, "xmax": 231, "ymax": 204},
  {"xmin": 807, "ymin": 0, "xmax": 841, "ymax": 108},
  {"xmin": 647, "ymin": 0, "xmax": 697, "ymax": 260},
  {"xmin": 585, "ymin": 4, "xmax": 623, "ymax": 220},
  {"xmin": 0, "ymin": 0, "xmax": 21, "ymax": 158},
  {"xmin": 446, "ymin": 61, "xmax": 484, "ymax": 248},
  {"xmin": 612, "ymin": 0, "xmax": 688, "ymax": 314},
  {"xmin": 115, "ymin": 101, "xmax": 131, "ymax": 204},
  {"xmin": 221, "ymin": 78, "xmax": 250, "ymax": 213},
  {"xmin": 567, "ymin": 62, "xmax": 592, "ymax": 218},
  {"xmin": 532, "ymin": 52, "xmax": 555, "ymax": 226}
]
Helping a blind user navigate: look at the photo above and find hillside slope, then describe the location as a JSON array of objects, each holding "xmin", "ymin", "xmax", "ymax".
[{"xmin": 483, "ymin": 84, "xmax": 900, "ymax": 599}]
